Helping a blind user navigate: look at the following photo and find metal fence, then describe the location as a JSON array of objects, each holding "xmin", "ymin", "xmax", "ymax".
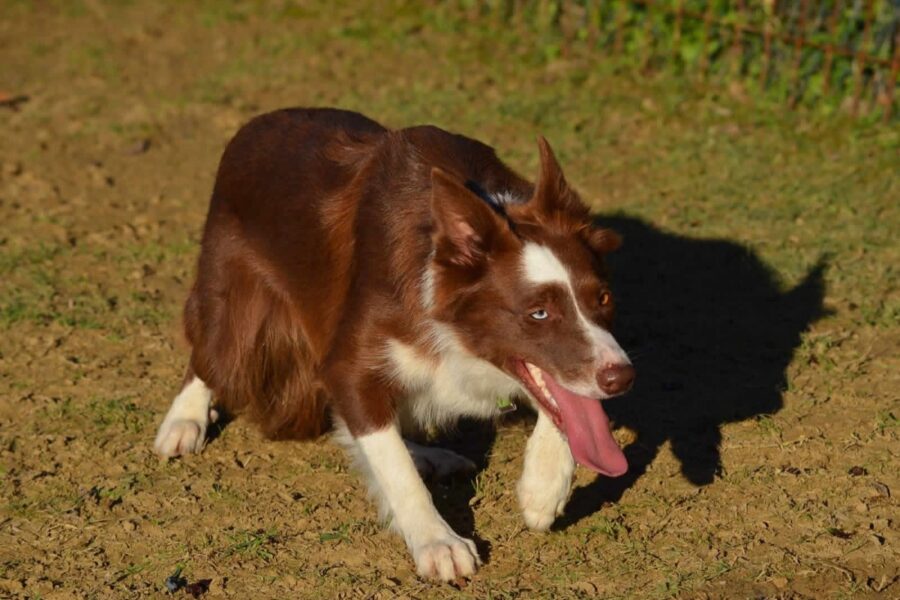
[{"xmin": 485, "ymin": 0, "xmax": 900, "ymax": 121}]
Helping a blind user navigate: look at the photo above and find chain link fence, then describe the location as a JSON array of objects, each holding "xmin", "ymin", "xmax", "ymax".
[{"xmin": 465, "ymin": 0, "xmax": 900, "ymax": 120}]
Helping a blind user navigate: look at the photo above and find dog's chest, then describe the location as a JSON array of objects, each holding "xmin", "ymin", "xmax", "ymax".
[{"xmin": 387, "ymin": 334, "xmax": 522, "ymax": 430}]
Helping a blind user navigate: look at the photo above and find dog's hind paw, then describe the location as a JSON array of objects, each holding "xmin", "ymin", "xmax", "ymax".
[
  {"xmin": 413, "ymin": 532, "xmax": 480, "ymax": 581},
  {"xmin": 405, "ymin": 441, "xmax": 477, "ymax": 481}
]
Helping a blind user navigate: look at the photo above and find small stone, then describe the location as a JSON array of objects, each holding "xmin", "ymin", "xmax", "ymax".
[
  {"xmin": 1, "ymin": 162, "xmax": 22, "ymax": 178},
  {"xmin": 872, "ymin": 482, "xmax": 891, "ymax": 498},
  {"xmin": 124, "ymin": 138, "xmax": 151, "ymax": 155},
  {"xmin": 164, "ymin": 567, "xmax": 186, "ymax": 593}
]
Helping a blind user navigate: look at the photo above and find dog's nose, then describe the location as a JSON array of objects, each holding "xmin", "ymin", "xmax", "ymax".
[{"xmin": 597, "ymin": 363, "xmax": 635, "ymax": 395}]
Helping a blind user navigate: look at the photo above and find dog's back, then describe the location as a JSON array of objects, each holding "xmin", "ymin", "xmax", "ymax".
[{"xmin": 183, "ymin": 108, "xmax": 528, "ymax": 439}]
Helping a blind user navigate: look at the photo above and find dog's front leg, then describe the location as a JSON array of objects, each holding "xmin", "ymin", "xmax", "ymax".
[
  {"xmin": 353, "ymin": 421, "xmax": 480, "ymax": 580},
  {"xmin": 517, "ymin": 410, "xmax": 575, "ymax": 531}
]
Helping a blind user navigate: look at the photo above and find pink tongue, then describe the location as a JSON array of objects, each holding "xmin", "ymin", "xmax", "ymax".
[{"xmin": 544, "ymin": 374, "xmax": 627, "ymax": 477}]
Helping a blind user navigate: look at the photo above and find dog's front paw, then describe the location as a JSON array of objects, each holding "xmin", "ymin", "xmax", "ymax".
[
  {"xmin": 518, "ymin": 484, "xmax": 568, "ymax": 532},
  {"xmin": 154, "ymin": 378, "xmax": 214, "ymax": 458},
  {"xmin": 517, "ymin": 413, "xmax": 575, "ymax": 531},
  {"xmin": 412, "ymin": 532, "xmax": 480, "ymax": 581},
  {"xmin": 154, "ymin": 417, "xmax": 207, "ymax": 457}
]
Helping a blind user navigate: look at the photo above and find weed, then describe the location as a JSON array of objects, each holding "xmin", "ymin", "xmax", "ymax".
[
  {"xmin": 222, "ymin": 529, "xmax": 279, "ymax": 561},
  {"xmin": 88, "ymin": 397, "xmax": 152, "ymax": 434},
  {"xmin": 318, "ymin": 524, "xmax": 350, "ymax": 543},
  {"xmin": 875, "ymin": 411, "xmax": 898, "ymax": 434}
]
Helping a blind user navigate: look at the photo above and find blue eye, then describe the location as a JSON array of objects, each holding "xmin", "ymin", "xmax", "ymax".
[{"xmin": 530, "ymin": 309, "xmax": 549, "ymax": 320}]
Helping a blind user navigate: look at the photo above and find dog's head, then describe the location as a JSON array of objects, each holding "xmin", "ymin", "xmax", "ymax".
[{"xmin": 429, "ymin": 138, "xmax": 632, "ymax": 476}]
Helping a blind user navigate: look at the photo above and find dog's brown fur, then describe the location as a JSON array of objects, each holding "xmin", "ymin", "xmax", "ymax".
[{"xmin": 183, "ymin": 108, "xmax": 622, "ymax": 440}]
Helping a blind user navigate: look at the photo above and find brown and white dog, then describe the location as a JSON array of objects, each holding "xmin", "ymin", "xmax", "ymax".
[{"xmin": 154, "ymin": 108, "xmax": 634, "ymax": 580}]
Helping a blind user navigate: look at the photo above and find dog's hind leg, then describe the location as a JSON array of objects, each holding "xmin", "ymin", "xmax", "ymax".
[
  {"xmin": 404, "ymin": 440, "xmax": 476, "ymax": 481},
  {"xmin": 154, "ymin": 369, "xmax": 214, "ymax": 457}
]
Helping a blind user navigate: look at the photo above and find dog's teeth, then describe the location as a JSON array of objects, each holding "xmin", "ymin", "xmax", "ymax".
[
  {"xmin": 526, "ymin": 363, "xmax": 545, "ymax": 387},
  {"xmin": 539, "ymin": 384, "xmax": 556, "ymax": 406},
  {"xmin": 525, "ymin": 363, "xmax": 557, "ymax": 407}
]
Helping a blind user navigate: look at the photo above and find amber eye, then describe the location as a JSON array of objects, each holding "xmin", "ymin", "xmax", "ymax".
[{"xmin": 599, "ymin": 291, "xmax": 612, "ymax": 307}]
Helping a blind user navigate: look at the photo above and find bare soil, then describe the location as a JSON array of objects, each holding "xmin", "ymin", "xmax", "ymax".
[{"xmin": 1, "ymin": 2, "xmax": 897, "ymax": 599}]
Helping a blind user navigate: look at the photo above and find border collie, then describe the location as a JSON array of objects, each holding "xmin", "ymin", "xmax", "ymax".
[{"xmin": 154, "ymin": 108, "xmax": 634, "ymax": 580}]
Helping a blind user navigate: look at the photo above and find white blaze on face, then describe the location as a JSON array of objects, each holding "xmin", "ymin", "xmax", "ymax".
[{"xmin": 520, "ymin": 242, "xmax": 631, "ymax": 385}]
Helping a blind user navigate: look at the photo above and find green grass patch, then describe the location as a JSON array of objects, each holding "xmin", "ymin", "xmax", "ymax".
[{"xmin": 222, "ymin": 529, "xmax": 279, "ymax": 561}]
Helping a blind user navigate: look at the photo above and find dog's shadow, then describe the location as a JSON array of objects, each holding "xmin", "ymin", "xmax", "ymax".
[
  {"xmin": 438, "ymin": 214, "xmax": 826, "ymax": 540},
  {"xmin": 556, "ymin": 214, "xmax": 826, "ymax": 527}
]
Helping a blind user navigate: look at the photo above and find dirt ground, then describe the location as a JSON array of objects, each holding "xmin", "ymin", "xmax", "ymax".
[{"xmin": 1, "ymin": 2, "xmax": 898, "ymax": 599}]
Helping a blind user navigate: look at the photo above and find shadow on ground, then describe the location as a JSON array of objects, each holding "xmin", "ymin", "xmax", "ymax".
[{"xmin": 555, "ymin": 214, "xmax": 826, "ymax": 527}]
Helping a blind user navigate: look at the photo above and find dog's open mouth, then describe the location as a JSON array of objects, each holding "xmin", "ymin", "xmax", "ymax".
[{"xmin": 513, "ymin": 359, "xmax": 627, "ymax": 477}]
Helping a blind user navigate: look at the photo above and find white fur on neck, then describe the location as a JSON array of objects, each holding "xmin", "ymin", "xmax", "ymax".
[{"xmin": 386, "ymin": 324, "xmax": 521, "ymax": 430}]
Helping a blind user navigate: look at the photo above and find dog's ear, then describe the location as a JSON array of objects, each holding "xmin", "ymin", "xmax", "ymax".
[
  {"xmin": 532, "ymin": 136, "xmax": 589, "ymax": 221},
  {"xmin": 431, "ymin": 168, "xmax": 509, "ymax": 267},
  {"xmin": 583, "ymin": 227, "xmax": 622, "ymax": 254}
]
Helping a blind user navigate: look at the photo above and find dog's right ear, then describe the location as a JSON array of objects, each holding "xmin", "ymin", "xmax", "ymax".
[{"xmin": 431, "ymin": 168, "xmax": 508, "ymax": 267}]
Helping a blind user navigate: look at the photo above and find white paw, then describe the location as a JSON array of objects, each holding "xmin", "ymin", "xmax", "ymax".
[
  {"xmin": 412, "ymin": 532, "xmax": 480, "ymax": 581},
  {"xmin": 154, "ymin": 417, "xmax": 207, "ymax": 457},
  {"xmin": 154, "ymin": 377, "xmax": 213, "ymax": 458},
  {"xmin": 519, "ymin": 485, "xmax": 568, "ymax": 532},
  {"xmin": 407, "ymin": 443, "xmax": 477, "ymax": 480},
  {"xmin": 517, "ymin": 412, "xmax": 575, "ymax": 531}
]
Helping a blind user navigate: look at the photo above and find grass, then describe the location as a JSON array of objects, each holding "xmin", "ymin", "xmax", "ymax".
[
  {"xmin": 0, "ymin": 239, "xmax": 182, "ymax": 331},
  {"xmin": 318, "ymin": 524, "xmax": 350, "ymax": 544},
  {"xmin": 88, "ymin": 397, "xmax": 153, "ymax": 433},
  {"xmin": 222, "ymin": 529, "xmax": 279, "ymax": 561}
]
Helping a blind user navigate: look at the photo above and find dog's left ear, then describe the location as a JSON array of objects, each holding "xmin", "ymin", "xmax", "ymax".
[{"xmin": 532, "ymin": 136, "xmax": 590, "ymax": 220}]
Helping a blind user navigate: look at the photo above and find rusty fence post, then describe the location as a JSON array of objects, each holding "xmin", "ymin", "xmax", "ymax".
[
  {"xmin": 731, "ymin": 0, "xmax": 747, "ymax": 76},
  {"xmin": 851, "ymin": 0, "xmax": 874, "ymax": 116},
  {"xmin": 672, "ymin": 0, "xmax": 684, "ymax": 65},
  {"xmin": 822, "ymin": 0, "xmax": 842, "ymax": 97},
  {"xmin": 788, "ymin": 0, "xmax": 809, "ymax": 107},
  {"xmin": 699, "ymin": 0, "xmax": 715, "ymax": 76},
  {"xmin": 641, "ymin": 0, "xmax": 655, "ymax": 69},
  {"xmin": 886, "ymin": 28, "xmax": 900, "ymax": 122},
  {"xmin": 761, "ymin": 0, "xmax": 778, "ymax": 90},
  {"xmin": 614, "ymin": 0, "xmax": 626, "ymax": 54}
]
